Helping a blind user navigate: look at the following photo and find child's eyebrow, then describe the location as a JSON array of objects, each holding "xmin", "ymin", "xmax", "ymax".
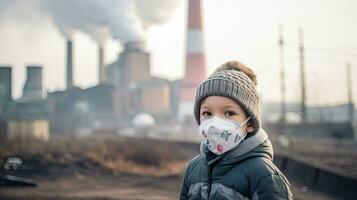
[
  {"xmin": 223, "ymin": 105, "xmax": 236, "ymax": 109},
  {"xmin": 201, "ymin": 105, "xmax": 211, "ymax": 109}
]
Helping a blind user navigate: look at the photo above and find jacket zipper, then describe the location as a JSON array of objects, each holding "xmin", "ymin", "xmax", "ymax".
[
  {"xmin": 207, "ymin": 164, "xmax": 212, "ymax": 200},
  {"xmin": 207, "ymin": 152, "xmax": 213, "ymax": 200}
]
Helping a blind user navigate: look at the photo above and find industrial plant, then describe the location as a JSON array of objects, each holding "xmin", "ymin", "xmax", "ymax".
[
  {"xmin": 0, "ymin": 0, "xmax": 211, "ymax": 141},
  {"xmin": 0, "ymin": 0, "xmax": 355, "ymax": 142},
  {"xmin": 0, "ymin": 40, "xmax": 184, "ymax": 138},
  {"xmin": 1, "ymin": 1, "xmax": 357, "ymax": 199}
]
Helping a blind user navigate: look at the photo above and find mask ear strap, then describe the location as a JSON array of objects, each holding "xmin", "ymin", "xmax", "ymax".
[{"xmin": 242, "ymin": 116, "xmax": 251, "ymax": 125}]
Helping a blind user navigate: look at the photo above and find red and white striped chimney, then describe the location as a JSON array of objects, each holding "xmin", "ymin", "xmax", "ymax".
[{"xmin": 179, "ymin": 0, "xmax": 206, "ymax": 120}]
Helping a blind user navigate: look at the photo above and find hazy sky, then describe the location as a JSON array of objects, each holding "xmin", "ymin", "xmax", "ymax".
[{"xmin": 0, "ymin": 0, "xmax": 356, "ymax": 106}]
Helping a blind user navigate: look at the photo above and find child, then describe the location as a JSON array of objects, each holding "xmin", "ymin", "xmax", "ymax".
[{"xmin": 180, "ymin": 61, "xmax": 293, "ymax": 200}]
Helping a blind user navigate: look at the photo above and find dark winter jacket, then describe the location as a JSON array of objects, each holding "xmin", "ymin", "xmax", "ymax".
[{"xmin": 180, "ymin": 128, "xmax": 293, "ymax": 200}]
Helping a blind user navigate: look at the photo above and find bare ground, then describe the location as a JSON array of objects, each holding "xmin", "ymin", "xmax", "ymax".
[{"xmin": 1, "ymin": 134, "xmax": 354, "ymax": 200}]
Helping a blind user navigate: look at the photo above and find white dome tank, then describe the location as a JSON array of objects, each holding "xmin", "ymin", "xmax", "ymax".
[{"xmin": 132, "ymin": 113, "xmax": 155, "ymax": 128}]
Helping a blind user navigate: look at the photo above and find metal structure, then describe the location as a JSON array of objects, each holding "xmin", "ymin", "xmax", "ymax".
[{"xmin": 279, "ymin": 24, "xmax": 286, "ymax": 123}]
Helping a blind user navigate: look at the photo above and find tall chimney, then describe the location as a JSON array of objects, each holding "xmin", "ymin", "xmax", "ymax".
[
  {"xmin": 298, "ymin": 27, "xmax": 307, "ymax": 123},
  {"xmin": 66, "ymin": 39, "xmax": 74, "ymax": 89},
  {"xmin": 98, "ymin": 45, "xmax": 105, "ymax": 83},
  {"xmin": 179, "ymin": 0, "xmax": 206, "ymax": 120},
  {"xmin": 0, "ymin": 66, "xmax": 12, "ymax": 103}
]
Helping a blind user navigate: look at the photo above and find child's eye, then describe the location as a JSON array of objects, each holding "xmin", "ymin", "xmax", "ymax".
[
  {"xmin": 201, "ymin": 111, "xmax": 212, "ymax": 116},
  {"xmin": 224, "ymin": 111, "xmax": 236, "ymax": 116}
]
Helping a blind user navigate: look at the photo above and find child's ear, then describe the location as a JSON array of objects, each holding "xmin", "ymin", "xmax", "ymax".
[{"xmin": 246, "ymin": 121, "xmax": 254, "ymax": 133}]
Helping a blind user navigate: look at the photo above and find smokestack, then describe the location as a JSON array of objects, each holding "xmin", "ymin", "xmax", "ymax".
[
  {"xmin": 179, "ymin": 0, "xmax": 206, "ymax": 120},
  {"xmin": 98, "ymin": 45, "xmax": 105, "ymax": 83},
  {"xmin": 298, "ymin": 27, "xmax": 307, "ymax": 123},
  {"xmin": 120, "ymin": 41, "xmax": 151, "ymax": 85},
  {"xmin": 23, "ymin": 65, "xmax": 43, "ymax": 100},
  {"xmin": 66, "ymin": 39, "xmax": 74, "ymax": 89},
  {"xmin": 0, "ymin": 66, "xmax": 12, "ymax": 103},
  {"xmin": 279, "ymin": 24, "xmax": 286, "ymax": 123},
  {"xmin": 124, "ymin": 41, "xmax": 145, "ymax": 51}
]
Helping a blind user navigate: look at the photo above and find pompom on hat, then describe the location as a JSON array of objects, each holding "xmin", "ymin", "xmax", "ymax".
[{"xmin": 193, "ymin": 61, "xmax": 261, "ymax": 130}]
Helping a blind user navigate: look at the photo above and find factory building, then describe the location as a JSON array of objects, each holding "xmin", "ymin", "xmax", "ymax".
[
  {"xmin": 4, "ymin": 100, "xmax": 49, "ymax": 141},
  {"xmin": 1, "ymin": 40, "xmax": 181, "ymax": 136},
  {"xmin": 47, "ymin": 84, "xmax": 117, "ymax": 135},
  {"xmin": 77, "ymin": 84, "xmax": 116, "ymax": 133},
  {"xmin": 47, "ymin": 87, "xmax": 85, "ymax": 134},
  {"xmin": 6, "ymin": 119, "xmax": 49, "ymax": 141},
  {"xmin": 132, "ymin": 78, "xmax": 171, "ymax": 119},
  {"xmin": 106, "ymin": 41, "xmax": 174, "ymax": 123},
  {"xmin": 106, "ymin": 42, "xmax": 151, "ymax": 88},
  {"xmin": 0, "ymin": 65, "xmax": 49, "ymax": 141},
  {"xmin": 169, "ymin": 79, "xmax": 181, "ymax": 118}
]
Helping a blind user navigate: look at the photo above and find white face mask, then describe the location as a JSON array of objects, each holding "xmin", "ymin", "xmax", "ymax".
[{"xmin": 198, "ymin": 116, "xmax": 251, "ymax": 155}]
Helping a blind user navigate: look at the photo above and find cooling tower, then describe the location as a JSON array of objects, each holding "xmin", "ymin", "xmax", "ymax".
[
  {"xmin": 0, "ymin": 66, "xmax": 12, "ymax": 102},
  {"xmin": 23, "ymin": 65, "xmax": 43, "ymax": 100}
]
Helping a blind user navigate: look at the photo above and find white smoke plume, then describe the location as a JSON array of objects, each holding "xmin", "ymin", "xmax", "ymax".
[
  {"xmin": 0, "ymin": 0, "xmax": 43, "ymax": 24},
  {"xmin": 0, "ymin": 0, "xmax": 182, "ymax": 44}
]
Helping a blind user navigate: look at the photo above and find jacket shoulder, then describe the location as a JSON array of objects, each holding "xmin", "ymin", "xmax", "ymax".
[
  {"xmin": 187, "ymin": 154, "xmax": 204, "ymax": 173},
  {"xmin": 243, "ymin": 157, "xmax": 293, "ymax": 199},
  {"xmin": 236, "ymin": 156, "xmax": 275, "ymax": 177}
]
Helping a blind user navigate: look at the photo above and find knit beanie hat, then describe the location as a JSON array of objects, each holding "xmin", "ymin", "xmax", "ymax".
[{"xmin": 193, "ymin": 61, "xmax": 261, "ymax": 130}]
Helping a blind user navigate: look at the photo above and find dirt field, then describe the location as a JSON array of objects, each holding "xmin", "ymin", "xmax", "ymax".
[
  {"xmin": 1, "ymin": 168, "xmax": 182, "ymax": 199},
  {"xmin": 0, "ymin": 135, "xmax": 353, "ymax": 200},
  {"xmin": 0, "ymin": 135, "xmax": 195, "ymax": 199}
]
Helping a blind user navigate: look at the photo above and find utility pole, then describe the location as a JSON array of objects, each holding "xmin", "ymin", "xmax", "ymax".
[
  {"xmin": 346, "ymin": 62, "xmax": 354, "ymax": 124},
  {"xmin": 298, "ymin": 27, "xmax": 307, "ymax": 123},
  {"xmin": 279, "ymin": 24, "xmax": 286, "ymax": 123}
]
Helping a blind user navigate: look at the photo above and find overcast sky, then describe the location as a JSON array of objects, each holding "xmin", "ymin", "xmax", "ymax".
[{"xmin": 0, "ymin": 0, "xmax": 356, "ymax": 106}]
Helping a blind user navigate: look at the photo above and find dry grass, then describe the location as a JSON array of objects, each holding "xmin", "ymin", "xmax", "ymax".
[
  {"xmin": 0, "ymin": 135, "xmax": 195, "ymax": 176},
  {"xmin": 85, "ymin": 138, "xmax": 189, "ymax": 176}
]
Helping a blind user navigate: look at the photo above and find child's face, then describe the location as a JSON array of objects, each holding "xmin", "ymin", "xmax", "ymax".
[{"xmin": 200, "ymin": 96, "xmax": 254, "ymax": 133}]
